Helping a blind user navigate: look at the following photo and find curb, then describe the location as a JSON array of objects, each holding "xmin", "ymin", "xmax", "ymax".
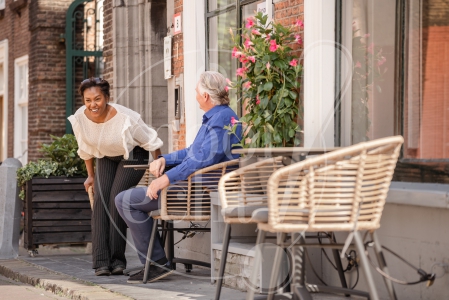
[{"xmin": 0, "ymin": 259, "xmax": 133, "ymax": 300}]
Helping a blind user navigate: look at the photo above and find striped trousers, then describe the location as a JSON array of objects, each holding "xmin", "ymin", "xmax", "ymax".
[{"xmin": 92, "ymin": 146, "xmax": 148, "ymax": 269}]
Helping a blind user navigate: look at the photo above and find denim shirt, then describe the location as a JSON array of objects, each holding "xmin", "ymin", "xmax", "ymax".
[{"xmin": 162, "ymin": 105, "xmax": 242, "ymax": 184}]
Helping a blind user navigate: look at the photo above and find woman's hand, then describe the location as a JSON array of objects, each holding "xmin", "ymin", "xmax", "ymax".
[
  {"xmin": 149, "ymin": 157, "xmax": 166, "ymax": 178},
  {"xmin": 147, "ymin": 175, "xmax": 170, "ymax": 200},
  {"xmin": 84, "ymin": 176, "xmax": 94, "ymax": 193}
]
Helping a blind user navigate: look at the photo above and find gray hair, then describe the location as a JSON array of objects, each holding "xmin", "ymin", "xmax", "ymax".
[{"xmin": 197, "ymin": 71, "xmax": 230, "ymax": 106}]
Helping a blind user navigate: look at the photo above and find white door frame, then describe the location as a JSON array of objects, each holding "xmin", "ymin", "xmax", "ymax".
[
  {"xmin": 183, "ymin": 0, "xmax": 206, "ymax": 146},
  {"xmin": 0, "ymin": 39, "xmax": 8, "ymax": 161}
]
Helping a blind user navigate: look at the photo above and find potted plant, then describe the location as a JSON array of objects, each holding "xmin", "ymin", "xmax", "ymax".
[
  {"xmin": 17, "ymin": 134, "xmax": 89, "ymax": 255},
  {"xmin": 225, "ymin": 12, "xmax": 303, "ymax": 149}
]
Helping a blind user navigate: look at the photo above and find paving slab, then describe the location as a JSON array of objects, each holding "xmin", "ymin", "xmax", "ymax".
[{"xmin": 4, "ymin": 233, "xmax": 357, "ymax": 300}]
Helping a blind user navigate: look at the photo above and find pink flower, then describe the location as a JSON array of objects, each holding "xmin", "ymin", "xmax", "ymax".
[
  {"xmin": 289, "ymin": 59, "xmax": 298, "ymax": 67},
  {"xmin": 294, "ymin": 34, "xmax": 302, "ymax": 45},
  {"xmin": 226, "ymin": 78, "xmax": 232, "ymax": 85},
  {"xmin": 355, "ymin": 61, "xmax": 361, "ymax": 68},
  {"xmin": 269, "ymin": 40, "xmax": 278, "ymax": 52},
  {"xmin": 248, "ymin": 56, "xmax": 256, "ymax": 63},
  {"xmin": 236, "ymin": 67, "xmax": 247, "ymax": 77},
  {"xmin": 265, "ymin": 34, "xmax": 271, "ymax": 41},
  {"xmin": 243, "ymin": 81, "xmax": 252, "ymax": 89},
  {"xmin": 377, "ymin": 56, "xmax": 387, "ymax": 66},
  {"xmin": 266, "ymin": 62, "xmax": 271, "ymax": 70},
  {"xmin": 239, "ymin": 54, "xmax": 248, "ymax": 64},
  {"xmin": 256, "ymin": 95, "xmax": 261, "ymax": 105},
  {"xmin": 244, "ymin": 39, "xmax": 254, "ymax": 49},
  {"xmin": 225, "ymin": 86, "xmax": 229, "ymax": 92},
  {"xmin": 246, "ymin": 17, "xmax": 255, "ymax": 28},
  {"xmin": 294, "ymin": 19, "xmax": 304, "ymax": 28},
  {"xmin": 232, "ymin": 47, "xmax": 242, "ymax": 58},
  {"xmin": 252, "ymin": 29, "xmax": 261, "ymax": 35},
  {"xmin": 231, "ymin": 117, "xmax": 237, "ymax": 125}
]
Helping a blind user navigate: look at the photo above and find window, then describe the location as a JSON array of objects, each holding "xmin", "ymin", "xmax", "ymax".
[
  {"xmin": 336, "ymin": 0, "xmax": 397, "ymax": 146},
  {"xmin": 0, "ymin": 0, "xmax": 4, "ymax": 10},
  {"xmin": 401, "ymin": 0, "xmax": 449, "ymax": 160},
  {"xmin": 335, "ymin": 0, "xmax": 449, "ymax": 182},
  {"xmin": 206, "ymin": 0, "xmax": 266, "ymax": 115},
  {"xmin": 14, "ymin": 55, "xmax": 28, "ymax": 164}
]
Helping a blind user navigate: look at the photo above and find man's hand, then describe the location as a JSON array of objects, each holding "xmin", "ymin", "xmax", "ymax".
[
  {"xmin": 147, "ymin": 174, "xmax": 170, "ymax": 200},
  {"xmin": 150, "ymin": 157, "xmax": 166, "ymax": 177}
]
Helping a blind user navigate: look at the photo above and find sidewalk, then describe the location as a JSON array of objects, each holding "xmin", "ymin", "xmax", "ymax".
[{"xmin": 0, "ymin": 232, "xmax": 352, "ymax": 300}]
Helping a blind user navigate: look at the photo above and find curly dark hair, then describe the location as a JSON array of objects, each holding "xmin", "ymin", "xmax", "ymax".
[{"xmin": 78, "ymin": 77, "xmax": 110, "ymax": 100}]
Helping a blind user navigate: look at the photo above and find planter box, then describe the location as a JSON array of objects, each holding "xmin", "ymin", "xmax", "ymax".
[{"xmin": 24, "ymin": 176, "xmax": 91, "ymax": 251}]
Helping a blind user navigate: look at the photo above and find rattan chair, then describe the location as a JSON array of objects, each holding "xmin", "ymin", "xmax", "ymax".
[
  {"xmin": 214, "ymin": 156, "xmax": 285, "ymax": 299},
  {"xmin": 242, "ymin": 136, "xmax": 403, "ymax": 300},
  {"xmin": 142, "ymin": 159, "xmax": 240, "ymax": 283}
]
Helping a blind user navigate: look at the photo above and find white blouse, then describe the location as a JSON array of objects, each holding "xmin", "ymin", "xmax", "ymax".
[{"xmin": 67, "ymin": 103, "xmax": 163, "ymax": 160}]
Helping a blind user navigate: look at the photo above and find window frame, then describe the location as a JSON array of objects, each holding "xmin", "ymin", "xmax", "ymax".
[
  {"xmin": 205, "ymin": 0, "xmax": 266, "ymax": 117},
  {"xmin": 14, "ymin": 55, "xmax": 28, "ymax": 164},
  {"xmin": 334, "ymin": 0, "xmax": 449, "ymax": 183}
]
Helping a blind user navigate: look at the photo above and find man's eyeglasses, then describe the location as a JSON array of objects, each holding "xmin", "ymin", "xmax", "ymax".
[{"xmin": 81, "ymin": 77, "xmax": 104, "ymax": 85}]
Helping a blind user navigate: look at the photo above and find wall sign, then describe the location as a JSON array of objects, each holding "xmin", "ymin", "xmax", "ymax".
[
  {"xmin": 164, "ymin": 36, "xmax": 172, "ymax": 79},
  {"xmin": 257, "ymin": 2, "xmax": 266, "ymax": 15},
  {"xmin": 173, "ymin": 13, "xmax": 182, "ymax": 35}
]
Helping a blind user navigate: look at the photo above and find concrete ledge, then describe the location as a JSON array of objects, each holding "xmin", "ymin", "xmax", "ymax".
[
  {"xmin": 0, "ymin": 259, "xmax": 131, "ymax": 300},
  {"xmin": 387, "ymin": 182, "xmax": 449, "ymax": 209}
]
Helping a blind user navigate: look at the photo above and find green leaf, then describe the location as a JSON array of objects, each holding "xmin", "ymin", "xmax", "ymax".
[
  {"xmin": 264, "ymin": 82, "xmax": 273, "ymax": 91},
  {"xmin": 260, "ymin": 95, "xmax": 269, "ymax": 109},
  {"xmin": 266, "ymin": 123, "xmax": 274, "ymax": 133},
  {"xmin": 289, "ymin": 90, "xmax": 298, "ymax": 99},
  {"xmin": 289, "ymin": 129, "xmax": 295, "ymax": 138}
]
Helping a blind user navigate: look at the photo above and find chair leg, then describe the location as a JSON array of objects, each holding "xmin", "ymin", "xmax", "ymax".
[
  {"xmin": 371, "ymin": 231, "xmax": 397, "ymax": 300},
  {"xmin": 246, "ymin": 229, "xmax": 267, "ymax": 300},
  {"xmin": 143, "ymin": 218, "xmax": 159, "ymax": 284},
  {"xmin": 214, "ymin": 223, "xmax": 231, "ymax": 300},
  {"xmin": 267, "ymin": 233, "xmax": 287, "ymax": 300},
  {"xmin": 354, "ymin": 231, "xmax": 379, "ymax": 300}
]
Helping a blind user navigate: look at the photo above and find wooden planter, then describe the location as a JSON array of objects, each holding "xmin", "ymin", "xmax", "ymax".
[{"xmin": 24, "ymin": 176, "xmax": 91, "ymax": 251}]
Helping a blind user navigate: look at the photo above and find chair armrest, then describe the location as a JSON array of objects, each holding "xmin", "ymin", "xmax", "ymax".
[
  {"xmin": 159, "ymin": 159, "xmax": 239, "ymax": 220},
  {"xmin": 218, "ymin": 156, "xmax": 284, "ymax": 213}
]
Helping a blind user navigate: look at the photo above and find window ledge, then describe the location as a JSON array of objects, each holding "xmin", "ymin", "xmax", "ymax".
[{"xmin": 387, "ymin": 182, "xmax": 449, "ymax": 209}]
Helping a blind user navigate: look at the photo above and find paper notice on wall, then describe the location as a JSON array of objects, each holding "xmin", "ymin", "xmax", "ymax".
[
  {"xmin": 257, "ymin": 2, "xmax": 267, "ymax": 15},
  {"xmin": 164, "ymin": 36, "xmax": 172, "ymax": 79}
]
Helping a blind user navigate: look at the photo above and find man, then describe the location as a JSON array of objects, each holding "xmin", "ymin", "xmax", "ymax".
[{"xmin": 115, "ymin": 71, "xmax": 242, "ymax": 283}]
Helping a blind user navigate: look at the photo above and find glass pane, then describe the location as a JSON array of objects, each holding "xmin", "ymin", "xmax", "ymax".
[
  {"xmin": 403, "ymin": 0, "xmax": 449, "ymax": 159},
  {"xmin": 208, "ymin": 0, "xmax": 235, "ymax": 12},
  {"xmin": 241, "ymin": 0, "xmax": 265, "ymax": 21},
  {"xmin": 350, "ymin": 0, "xmax": 396, "ymax": 144},
  {"xmin": 208, "ymin": 10, "xmax": 238, "ymax": 112}
]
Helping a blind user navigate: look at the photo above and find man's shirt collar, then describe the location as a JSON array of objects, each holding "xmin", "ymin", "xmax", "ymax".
[{"xmin": 202, "ymin": 105, "xmax": 227, "ymax": 124}]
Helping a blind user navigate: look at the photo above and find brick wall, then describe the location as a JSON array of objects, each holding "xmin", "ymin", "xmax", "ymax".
[
  {"xmin": 0, "ymin": 0, "xmax": 31, "ymax": 158},
  {"xmin": 274, "ymin": 0, "xmax": 304, "ymax": 58},
  {"xmin": 172, "ymin": 0, "xmax": 186, "ymax": 151},
  {"xmin": 102, "ymin": 0, "xmax": 113, "ymax": 100},
  {"xmin": 27, "ymin": 0, "xmax": 73, "ymax": 162}
]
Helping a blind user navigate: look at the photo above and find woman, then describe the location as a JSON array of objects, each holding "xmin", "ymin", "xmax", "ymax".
[{"xmin": 68, "ymin": 77, "xmax": 163, "ymax": 276}]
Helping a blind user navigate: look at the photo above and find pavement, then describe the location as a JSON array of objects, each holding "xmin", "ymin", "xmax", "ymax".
[{"xmin": 0, "ymin": 232, "xmax": 354, "ymax": 300}]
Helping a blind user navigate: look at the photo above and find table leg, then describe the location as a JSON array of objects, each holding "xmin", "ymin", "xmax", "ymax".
[{"xmin": 291, "ymin": 232, "xmax": 312, "ymax": 300}]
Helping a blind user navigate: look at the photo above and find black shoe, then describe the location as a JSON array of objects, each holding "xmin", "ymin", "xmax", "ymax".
[
  {"xmin": 111, "ymin": 264, "xmax": 126, "ymax": 275},
  {"xmin": 127, "ymin": 257, "xmax": 171, "ymax": 284},
  {"xmin": 146, "ymin": 264, "xmax": 174, "ymax": 283},
  {"xmin": 95, "ymin": 266, "xmax": 111, "ymax": 276}
]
